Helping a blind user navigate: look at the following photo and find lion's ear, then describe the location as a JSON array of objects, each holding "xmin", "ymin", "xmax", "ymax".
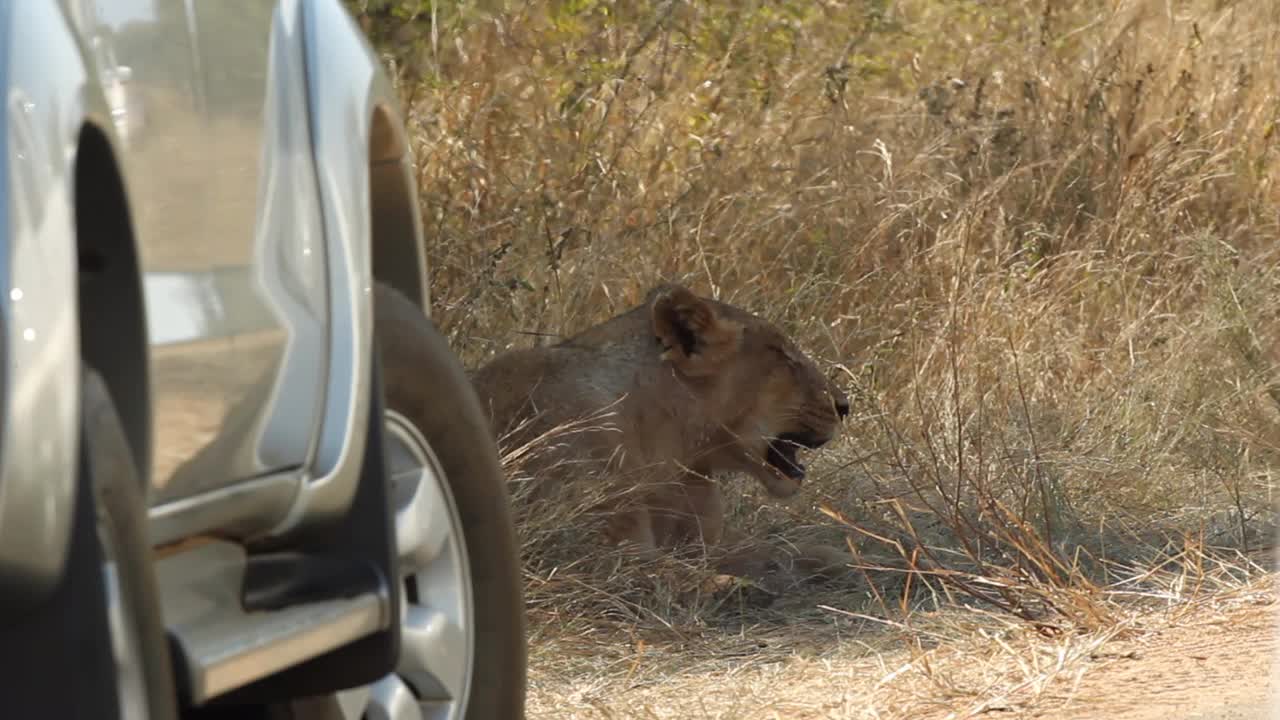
[{"xmin": 650, "ymin": 284, "xmax": 742, "ymax": 376}]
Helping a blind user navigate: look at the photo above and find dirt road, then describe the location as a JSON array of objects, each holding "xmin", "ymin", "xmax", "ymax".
[
  {"xmin": 528, "ymin": 580, "xmax": 1278, "ymax": 719},
  {"xmin": 1038, "ymin": 601, "xmax": 1277, "ymax": 720}
]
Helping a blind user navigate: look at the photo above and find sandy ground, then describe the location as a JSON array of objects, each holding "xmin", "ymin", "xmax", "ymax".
[
  {"xmin": 527, "ymin": 575, "xmax": 1278, "ymax": 719},
  {"xmin": 1036, "ymin": 600, "xmax": 1277, "ymax": 720}
]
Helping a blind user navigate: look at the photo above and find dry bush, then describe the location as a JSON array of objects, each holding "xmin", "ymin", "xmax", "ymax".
[{"xmin": 347, "ymin": 0, "xmax": 1280, "ymax": 648}]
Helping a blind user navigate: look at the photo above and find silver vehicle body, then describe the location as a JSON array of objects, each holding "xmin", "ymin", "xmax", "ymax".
[{"xmin": 0, "ymin": 0, "xmax": 430, "ymax": 701}]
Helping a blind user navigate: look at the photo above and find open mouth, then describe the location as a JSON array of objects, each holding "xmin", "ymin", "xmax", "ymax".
[{"xmin": 764, "ymin": 431, "xmax": 828, "ymax": 483}]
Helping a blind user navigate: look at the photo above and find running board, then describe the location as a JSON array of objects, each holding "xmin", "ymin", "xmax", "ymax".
[{"xmin": 155, "ymin": 540, "xmax": 390, "ymax": 705}]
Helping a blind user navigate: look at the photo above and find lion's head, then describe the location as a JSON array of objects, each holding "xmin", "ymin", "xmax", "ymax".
[{"xmin": 648, "ymin": 284, "xmax": 850, "ymax": 498}]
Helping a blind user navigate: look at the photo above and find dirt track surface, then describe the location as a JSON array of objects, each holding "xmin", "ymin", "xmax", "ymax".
[
  {"xmin": 1037, "ymin": 601, "xmax": 1277, "ymax": 720},
  {"xmin": 528, "ymin": 579, "xmax": 1278, "ymax": 719}
]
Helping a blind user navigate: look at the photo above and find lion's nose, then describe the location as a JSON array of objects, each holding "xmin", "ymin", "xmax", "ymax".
[{"xmin": 834, "ymin": 394, "xmax": 850, "ymax": 419}]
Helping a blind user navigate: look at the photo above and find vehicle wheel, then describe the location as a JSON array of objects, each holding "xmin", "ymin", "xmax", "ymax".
[
  {"xmin": 4, "ymin": 369, "xmax": 180, "ymax": 719},
  {"xmin": 84, "ymin": 368, "xmax": 181, "ymax": 720},
  {"xmin": 326, "ymin": 283, "xmax": 527, "ymax": 720}
]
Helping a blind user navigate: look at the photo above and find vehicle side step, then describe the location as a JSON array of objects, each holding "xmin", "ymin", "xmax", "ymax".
[{"xmin": 155, "ymin": 540, "xmax": 390, "ymax": 705}]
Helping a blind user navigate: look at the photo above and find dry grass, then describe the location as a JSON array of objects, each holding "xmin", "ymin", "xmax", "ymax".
[
  {"xmin": 524, "ymin": 557, "xmax": 1275, "ymax": 719},
  {"xmin": 349, "ymin": 0, "xmax": 1279, "ymax": 714}
]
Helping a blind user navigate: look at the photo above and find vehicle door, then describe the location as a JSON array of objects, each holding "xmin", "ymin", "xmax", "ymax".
[{"xmin": 72, "ymin": 0, "xmax": 331, "ymax": 505}]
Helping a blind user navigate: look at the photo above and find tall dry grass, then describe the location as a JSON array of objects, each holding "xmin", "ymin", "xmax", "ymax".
[{"xmin": 351, "ymin": 0, "xmax": 1278, "ymax": 644}]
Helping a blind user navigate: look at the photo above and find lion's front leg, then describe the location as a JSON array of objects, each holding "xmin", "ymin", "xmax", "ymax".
[
  {"xmin": 651, "ymin": 474, "xmax": 725, "ymax": 549},
  {"xmin": 604, "ymin": 505, "xmax": 659, "ymax": 556}
]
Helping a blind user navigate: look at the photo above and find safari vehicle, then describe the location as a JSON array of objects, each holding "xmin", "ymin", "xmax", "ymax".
[{"xmin": 0, "ymin": 1, "xmax": 525, "ymax": 718}]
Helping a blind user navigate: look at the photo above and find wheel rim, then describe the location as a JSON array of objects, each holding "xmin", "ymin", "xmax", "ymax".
[
  {"xmin": 98, "ymin": 508, "xmax": 149, "ymax": 720},
  {"xmin": 343, "ymin": 410, "xmax": 476, "ymax": 720}
]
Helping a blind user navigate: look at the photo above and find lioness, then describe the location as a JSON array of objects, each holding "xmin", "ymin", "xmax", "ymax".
[{"xmin": 472, "ymin": 283, "xmax": 849, "ymax": 562}]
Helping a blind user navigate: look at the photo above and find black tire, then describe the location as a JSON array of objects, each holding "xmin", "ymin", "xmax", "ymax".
[
  {"xmin": 0, "ymin": 370, "xmax": 178, "ymax": 720},
  {"xmin": 84, "ymin": 368, "xmax": 181, "ymax": 720},
  {"xmin": 373, "ymin": 282, "xmax": 527, "ymax": 720}
]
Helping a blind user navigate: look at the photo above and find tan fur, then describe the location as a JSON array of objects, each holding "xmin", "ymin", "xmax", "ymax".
[{"xmin": 471, "ymin": 283, "xmax": 849, "ymax": 558}]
